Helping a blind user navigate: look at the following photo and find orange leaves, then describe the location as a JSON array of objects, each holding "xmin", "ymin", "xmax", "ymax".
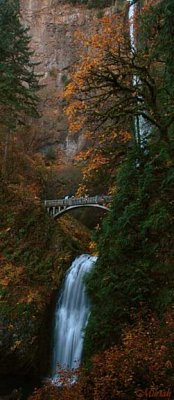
[
  {"xmin": 121, "ymin": 130, "xmax": 132, "ymax": 143},
  {"xmin": 111, "ymin": 130, "xmax": 132, "ymax": 143},
  {"xmin": 0, "ymin": 258, "xmax": 47, "ymax": 310},
  {"xmin": 64, "ymin": 81, "xmax": 76, "ymax": 99},
  {"xmin": 89, "ymin": 241, "xmax": 98, "ymax": 256},
  {"xmin": 28, "ymin": 313, "xmax": 174, "ymax": 400},
  {"xmin": 81, "ymin": 15, "xmax": 124, "ymax": 55},
  {"xmin": 88, "ymin": 314, "xmax": 174, "ymax": 399},
  {"xmin": 75, "ymin": 147, "xmax": 93, "ymax": 162},
  {"xmin": 74, "ymin": 15, "xmax": 122, "ymax": 56},
  {"xmin": 66, "ymin": 100, "xmax": 87, "ymax": 132},
  {"xmin": 63, "ymin": 13, "xmax": 127, "ymax": 126},
  {"xmin": 62, "ymin": 10, "xmax": 135, "ymax": 193},
  {"xmin": 83, "ymin": 153, "xmax": 109, "ymax": 177}
]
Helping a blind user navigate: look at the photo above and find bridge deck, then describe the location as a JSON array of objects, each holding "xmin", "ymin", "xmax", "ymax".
[
  {"xmin": 44, "ymin": 195, "xmax": 112, "ymax": 208},
  {"xmin": 44, "ymin": 195, "xmax": 112, "ymax": 218}
]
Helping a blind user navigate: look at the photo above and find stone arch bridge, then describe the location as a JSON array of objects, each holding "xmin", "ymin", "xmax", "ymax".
[{"xmin": 44, "ymin": 195, "xmax": 112, "ymax": 218}]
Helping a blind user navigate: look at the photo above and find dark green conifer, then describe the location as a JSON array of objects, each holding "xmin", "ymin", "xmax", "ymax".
[
  {"xmin": 0, "ymin": 0, "xmax": 40, "ymax": 129},
  {"xmin": 84, "ymin": 0, "xmax": 174, "ymax": 360}
]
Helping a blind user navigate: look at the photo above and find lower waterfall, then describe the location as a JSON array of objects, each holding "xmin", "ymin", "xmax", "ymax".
[{"xmin": 51, "ymin": 254, "xmax": 96, "ymax": 379}]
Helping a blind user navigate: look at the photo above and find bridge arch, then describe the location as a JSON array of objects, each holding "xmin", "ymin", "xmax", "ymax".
[
  {"xmin": 52, "ymin": 203, "xmax": 110, "ymax": 219},
  {"xmin": 44, "ymin": 195, "xmax": 112, "ymax": 219}
]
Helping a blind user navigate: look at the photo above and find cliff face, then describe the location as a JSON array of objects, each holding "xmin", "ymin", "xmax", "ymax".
[{"xmin": 20, "ymin": 0, "xmax": 95, "ymax": 160}]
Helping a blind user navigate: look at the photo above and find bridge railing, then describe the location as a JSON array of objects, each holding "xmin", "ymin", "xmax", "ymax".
[{"xmin": 44, "ymin": 195, "xmax": 112, "ymax": 208}]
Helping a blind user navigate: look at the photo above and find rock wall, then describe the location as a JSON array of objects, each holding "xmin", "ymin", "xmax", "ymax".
[{"xmin": 20, "ymin": 0, "xmax": 96, "ymax": 160}]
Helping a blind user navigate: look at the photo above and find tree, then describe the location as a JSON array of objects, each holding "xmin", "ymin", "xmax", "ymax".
[
  {"xmin": 82, "ymin": 0, "xmax": 174, "ymax": 358},
  {"xmin": 84, "ymin": 141, "xmax": 174, "ymax": 355},
  {"xmin": 64, "ymin": 11, "xmax": 133, "ymax": 192},
  {"xmin": 0, "ymin": 0, "xmax": 40, "ymax": 173},
  {"xmin": 64, "ymin": 0, "xmax": 174, "ymax": 192}
]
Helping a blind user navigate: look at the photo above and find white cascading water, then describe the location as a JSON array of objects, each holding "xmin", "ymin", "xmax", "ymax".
[
  {"xmin": 128, "ymin": 0, "xmax": 136, "ymax": 53},
  {"xmin": 51, "ymin": 254, "xmax": 96, "ymax": 379},
  {"xmin": 128, "ymin": 0, "xmax": 147, "ymax": 144}
]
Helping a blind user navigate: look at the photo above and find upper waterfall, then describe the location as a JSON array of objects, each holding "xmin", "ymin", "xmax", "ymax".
[
  {"xmin": 128, "ymin": 0, "xmax": 147, "ymax": 145},
  {"xmin": 128, "ymin": 0, "xmax": 136, "ymax": 52}
]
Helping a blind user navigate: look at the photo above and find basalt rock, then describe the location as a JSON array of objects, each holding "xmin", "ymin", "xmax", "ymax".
[{"xmin": 20, "ymin": 0, "xmax": 97, "ymax": 160}]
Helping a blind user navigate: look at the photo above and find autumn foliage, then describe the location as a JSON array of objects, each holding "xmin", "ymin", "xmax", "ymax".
[
  {"xmin": 63, "ymin": 0, "xmax": 174, "ymax": 194},
  {"xmin": 64, "ymin": 10, "xmax": 133, "ymax": 193},
  {"xmin": 29, "ymin": 311, "xmax": 174, "ymax": 400}
]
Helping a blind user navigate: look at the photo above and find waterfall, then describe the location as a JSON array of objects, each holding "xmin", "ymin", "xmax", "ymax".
[
  {"xmin": 128, "ymin": 0, "xmax": 147, "ymax": 145},
  {"xmin": 51, "ymin": 254, "xmax": 96, "ymax": 379},
  {"xmin": 128, "ymin": 0, "xmax": 136, "ymax": 53}
]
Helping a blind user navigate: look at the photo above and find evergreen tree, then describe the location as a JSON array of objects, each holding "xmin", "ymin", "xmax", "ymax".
[
  {"xmin": 83, "ymin": 0, "xmax": 174, "ymax": 359},
  {"xmin": 84, "ymin": 142, "xmax": 174, "ymax": 358},
  {"xmin": 0, "ymin": 0, "xmax": 40, "ymax": 129}
]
